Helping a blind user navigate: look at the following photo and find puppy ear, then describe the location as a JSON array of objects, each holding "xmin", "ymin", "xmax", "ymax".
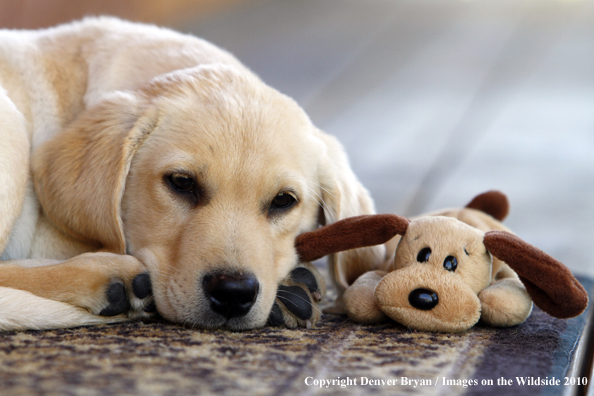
[
  {"xmin": 296, "ymin": 214, "xmax": 409, "ymax": 263},
  {"xmin": 483, "ymin": 230, "xmax": 588, "ymax": 318},
  {"xmin": 466, "ymin": 190, "xmax": 509, "ymax": 221},
  {"xmin": 32, "ymin": 92, "xmax": 157, "ymax": 254},
  {"xmin": 315, "ymin": 132, "xmax": 388, "ymax": 302}
]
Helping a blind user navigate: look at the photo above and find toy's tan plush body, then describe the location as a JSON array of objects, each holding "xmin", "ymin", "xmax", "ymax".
[
  {"xmin": 345, "ymin": 196, "xmax": 531, "ymax": 332},
  {"xmin": 295, "ymin": 191, "xmax": 588, "ymax": 333}
]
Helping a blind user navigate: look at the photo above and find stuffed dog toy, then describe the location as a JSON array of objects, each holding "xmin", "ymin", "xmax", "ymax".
[{"xmin": 293, "ymin": 191, "xmax": 588, "ymax": 332}]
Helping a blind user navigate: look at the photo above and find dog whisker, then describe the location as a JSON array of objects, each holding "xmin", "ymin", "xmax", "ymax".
[
  {"xmin": 306, "ymin": 180, "xmax": 338, "ymax": 202},
  {"xmin": 277, "ymin": 292, "xmax": 323, "ymax": 316},
  {"xmin": 303, "ymin": 183, "xmax": 335, "ymax": 224}
]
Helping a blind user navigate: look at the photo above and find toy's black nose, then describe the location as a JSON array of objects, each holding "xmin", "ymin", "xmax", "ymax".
[
  {"xmin": 409, "ymin": 288, "xmax": 439, "ymax": 310},
  {"xmin": 203, "ymin": 272, "xmax": 259, "ymax": 319}
]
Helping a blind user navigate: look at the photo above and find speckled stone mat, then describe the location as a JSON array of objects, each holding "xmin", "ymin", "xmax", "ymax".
[{"xmin": 1, "ymin": 278, "xmax": 591, "ymax": 396}]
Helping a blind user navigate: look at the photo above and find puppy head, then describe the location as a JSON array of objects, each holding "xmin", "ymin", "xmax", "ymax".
[
  {"xmin": 118, "ymin": 66, "xmax": 332, "ymax": 329},
  {"xmin": 35, "ymin": 64, "xmax": 366, "ymax": 329},
  {"xmin": 375, "ymin": 216, "xmax": 493, "ymax": 332}
]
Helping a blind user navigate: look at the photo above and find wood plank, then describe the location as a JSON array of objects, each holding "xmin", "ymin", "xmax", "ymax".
[
  {"xmin": 428, "ymin": 1, "xmax": 594, "ymax": 277},
  {"xmin": 0, "ymin": 0, "xmax": 250, "ymax": 29},
  {"xmin": 307, "ymin": 1, "xmax": 530, "ymax": 215},
  {"xmin": 405, "ymin": 0, "xmax": 592, "ymax": 213},
  {"xmin": 181, "ymin": 0, "xmax": 406, "ymax": 106}
]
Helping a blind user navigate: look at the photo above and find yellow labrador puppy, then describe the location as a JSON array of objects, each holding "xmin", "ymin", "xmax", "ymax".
[{"xmin": 0, "ymin": 18, "xmax": 385, "ymax": 331}]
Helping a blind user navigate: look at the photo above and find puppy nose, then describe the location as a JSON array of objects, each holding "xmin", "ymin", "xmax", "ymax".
[
  {"xmin": 203, "ymin": 272, "xmax": 259, "ymax": 319},
  {"xmin": 408, "ymin": 288, "xmax": 439, "ymax": 310}
]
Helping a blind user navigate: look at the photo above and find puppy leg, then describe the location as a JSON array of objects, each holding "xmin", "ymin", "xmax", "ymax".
[
  {"xmin": 0, "ymin": 90, "xmax": 29, "ymax": 254},
  {"xmin": 268, "ymin": 262, "xmax": 326, "ymax": 328},
  {"xmin": 0, "ymin": 252, "xmax": 155, "ymax": 321},
  {"xmin": 0, "ymin": 287, "xmax": 128, "ymax": 331},
  {"xmin": 479, "ymin": 278, "xmax": 533, "ymax": 327}
]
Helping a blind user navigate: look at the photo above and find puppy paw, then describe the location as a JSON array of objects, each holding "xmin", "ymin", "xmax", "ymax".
[
  {"xmin": 61, "ymin": 253, "xmax": 155, "ymax": 320},
  {"xmin": 98, "ymin": 272, "xmax": 156, "ymax": 320},
  {"xmin": 267, "ymin": 262, "xmax": 326, "ymax": 329},
  {"xmin": 0, "ymin": 253, "xmax": 156, "ymax": 321}
]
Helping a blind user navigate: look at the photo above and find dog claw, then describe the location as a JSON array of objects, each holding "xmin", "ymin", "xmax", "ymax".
[{"xmin": 312, "ymin": 291, "xmax": 322, "ymax": 302}]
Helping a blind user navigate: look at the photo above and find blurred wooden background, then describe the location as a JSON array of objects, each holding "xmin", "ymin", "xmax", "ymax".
[
  {"xmin": 1, "ymin": 0, "xmax": 592, "ymax": 280},
  {"xmin": 0, "ymin": 0, "xmax": 249, "ymax": 29}
]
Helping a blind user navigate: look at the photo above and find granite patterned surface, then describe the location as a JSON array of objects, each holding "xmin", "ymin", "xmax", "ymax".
[{"xmin": 0, "ymin": 298, "xmax": 589, "ymax": 396}]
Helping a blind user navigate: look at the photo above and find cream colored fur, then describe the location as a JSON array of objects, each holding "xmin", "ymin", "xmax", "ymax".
[{"xmin": 0, "ymin": 18, "xmax": 383, "ymax": 331}]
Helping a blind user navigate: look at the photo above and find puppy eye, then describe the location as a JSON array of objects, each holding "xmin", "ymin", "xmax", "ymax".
[
  {"xmin": 417, "ymin": 248, "xmax": 431, "ymax": 263},
  {"xmin": 271, "ymin": 192, "xmax": 297, "ymax": 211},
  {"xmin": 168, "ymin": 174, "xmax": 195, "ymax": 193},
  {"xmin": 443, "ymin": 256, "xmax": 457, "ymax": 272}
]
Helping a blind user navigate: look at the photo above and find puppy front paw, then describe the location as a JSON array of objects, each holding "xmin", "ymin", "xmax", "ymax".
[
  {"xmin": 267, "ymin": 262, "xmax": 326, "ymax": 329},
  {"xmin": 98, "ymin": 272, "xmax": 156, "ymax": 320},
  {"xmin": 61, "ymin": 253, "xmax": 155, "ymax": 320}
]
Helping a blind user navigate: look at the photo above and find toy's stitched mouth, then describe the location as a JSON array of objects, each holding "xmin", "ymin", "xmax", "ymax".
[
  {"xmin": 375, "ymin": 265, "xmax": 483, "ymax": 332},
  {"xmin": 379, "ymin": 305, "xmax": 481, "ymax": 332},
  {"xmin": 382, "ymin": 305, "xmax": 477, "ymax": 323}
]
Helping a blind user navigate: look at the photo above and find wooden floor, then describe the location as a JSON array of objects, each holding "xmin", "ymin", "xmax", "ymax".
[
  {"xmin": 0, "ymin": 0, "xmax": 249, "ymax": 29},
  {"xmin": 178, "ymin": 0, "xmax": 594, "ymax": 279}
]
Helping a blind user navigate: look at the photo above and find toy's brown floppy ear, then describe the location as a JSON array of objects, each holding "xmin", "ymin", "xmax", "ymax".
[
  {"xmin": 483, "ymin": 230, "xmax": 588, "ymax": 318},
  {"xmin": 295, "ymin": 214, "xmax": 409, "ymax": 263},
  {"xmin": 466, "ymin": 191, "xmax": 509, "ymax": 221},
  {"xmin": 32, "ymin": 92, "xmax": 156, "ymax": 254}
]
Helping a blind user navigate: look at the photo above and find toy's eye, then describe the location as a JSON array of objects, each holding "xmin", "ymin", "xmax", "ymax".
[
  {"xmin": 417, "ymin": 248, "xmax": 431, "ymax": 263},
  {"xmin": 443, "ymin": 256, "xmax": 457, "ymax": 272}
]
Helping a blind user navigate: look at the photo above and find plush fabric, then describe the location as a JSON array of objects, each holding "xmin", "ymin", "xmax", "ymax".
[
  {"xmin": 465, "ymin": 191, "xmax": 509, "ymax": 222},
  {"xmin": 315, "ymin": 191, "xmax": 588, "ymax": 332},
  {"xmin": 484, "ymin": 230, "xmax": 588, "ymax": 318},
  {"xmin": 295, "ymin": 214, "xmax": 409, "ymax": 262}
]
